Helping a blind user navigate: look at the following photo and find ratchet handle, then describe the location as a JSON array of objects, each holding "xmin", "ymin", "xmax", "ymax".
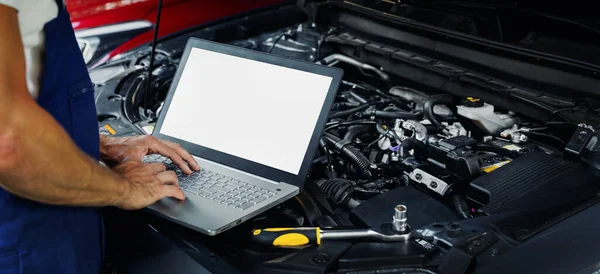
[{"xmin": 251, "ymin": 227, "xmax": 321, "ymax": 247}]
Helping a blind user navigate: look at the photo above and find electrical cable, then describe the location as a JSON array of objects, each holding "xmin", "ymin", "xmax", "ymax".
[
  {"xmin": 528, "ymin": 131, "xmax": 567, "ymax": 146},
  {"xmin": 452, "ymin": 194, "xmax": 473, "ymax": 219},
  {"xmin": 548, "ymin": 106, "xmax": 586, "ymax": 122},
  {"xmin": 323, "ymin": 133, "xmax": 372, "ymax": 178},
  {"xmin": 325, "ymin": 120, "xmax": 376, "ymax": 132},
  {"xmin": 267, "ymin": 33, "xmax": 286, "ymax": 53},
  {"xmin": 366, "ymin": 135, "xmax": 385, "ymax": 149},
  {"xmin": 328, "ymin": 104, "xmax": 371, "ymax": 119},
  {"xmin": 328, "ymin": 99, "xmax": 390, "ymax": 119}
]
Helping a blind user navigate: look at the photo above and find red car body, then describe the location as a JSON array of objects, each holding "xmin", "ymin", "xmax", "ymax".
[{"xmin": 66, "ymin": 0, "xmax": 284, "ymax": 66}]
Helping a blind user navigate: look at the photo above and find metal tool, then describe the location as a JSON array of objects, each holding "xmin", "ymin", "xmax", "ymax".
[
  {"xmin": 251, "ymin": 204, "xmax": 411, "ymax": 247},
  {"xmin": 393, "ymin": 204, "xmax": 408, "ymax": 232}
]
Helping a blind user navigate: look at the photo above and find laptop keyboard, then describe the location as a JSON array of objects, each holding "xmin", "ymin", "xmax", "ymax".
[{"xmin": 143, "ymin": 155, "xmax": 276, "ymax": 210}]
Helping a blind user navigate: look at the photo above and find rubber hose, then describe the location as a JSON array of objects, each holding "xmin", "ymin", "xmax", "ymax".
[
  {"xmin": 329, "ymin": 104, "xmax": 371, "ymax": 119},
  {"xmin": 399, "ymin": 137, "xmax": 428, "ymax": 160},
  {"xmin": 325, "ymin": 120, "xmax": 376, "ymax": 132},
  {"xmin": 328, "ymin": 99, "xmax": 391, "ymax": 119},
  {"xmin": 452, "ymin": 195, "xmax": 473, "ymax": 219},
  {"xmin": 323, "ymin": 133, "xmax": 372, "ymax": 178},
  {"xmin": 343, "ymin": 125, "xmax": 371, "ymax": 142},
  {"xmin": 372, "ymin": 110, "xmax": 422, "ymax": 120},
  {"xmin": 383, "ymin": 106, "xmax": 403, "ymax": 112},
  {"xmin": 424, "ymin": 94, "xmax": 455, "ymax": 128},
  {"xmin": 316, "ymin": 179, "xmax": 360, "ymax": 208}
]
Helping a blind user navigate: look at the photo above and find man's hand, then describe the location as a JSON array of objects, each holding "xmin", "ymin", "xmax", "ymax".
[
  {"xmin": 100, "ymin": 135, "xmax": 200, "ymax": 174},
  {"xmin": 112, "ymin": 161, "xmax": 186, "ymax": 210}
]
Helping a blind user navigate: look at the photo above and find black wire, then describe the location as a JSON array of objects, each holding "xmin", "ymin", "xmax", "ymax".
[
  {"xmin": 267, "ymin": 33, "xmax": 286, "ymax": 53},
  {"xmin": 328, "ymin": 104, "xmax": 371, "ymax": 119},
  {"xmin": 366, "ymin": 135, "xmax": 385, "ymax": 149},
  {"xmin": 325, "ymin": 120, "xmax": 376, "ymax": 131},
  {"xmin": 548, "ymin": 107, "xmax": 577, "ymax": 121},
  {"xmin": 528, "ymin": 131, "xmax": 567, "ymax": 146},
  {"xmin": 143, "ymin": 0, "xmax": 164, "ymax": 115},
  {"xmin": 511, "ymin": 94, "xmax": 574, "ymax": 123},
  {"xmin": 328, "ymin": 99, "xmax": 389, "ymax": 119},
  {"xmin": 355, "ymin": 81, "xmax": 407, "ymax": 107},
  {"xmin": 320, "ymin": 138, "xmax": 334, "ymax": 167}
]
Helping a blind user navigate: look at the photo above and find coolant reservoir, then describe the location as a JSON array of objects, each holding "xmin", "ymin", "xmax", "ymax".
[{"xmin": 456, "ymin": 97, "xmax": 517, "ymax": 134}]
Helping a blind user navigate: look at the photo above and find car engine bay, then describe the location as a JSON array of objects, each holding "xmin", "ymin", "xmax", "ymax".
[{"xmin": 93, "ymin": 3, "xmax": 600, "ymax": 273}]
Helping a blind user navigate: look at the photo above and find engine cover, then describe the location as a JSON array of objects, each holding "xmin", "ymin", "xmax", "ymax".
[{"xmin": 468, "ymin": 152, "xmax": 600, "ymax": 215}]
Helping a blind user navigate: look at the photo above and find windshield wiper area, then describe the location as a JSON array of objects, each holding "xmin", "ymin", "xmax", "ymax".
[{"xmin": 347, "ymin": 0, "xmax": 600, "ymax": 66}]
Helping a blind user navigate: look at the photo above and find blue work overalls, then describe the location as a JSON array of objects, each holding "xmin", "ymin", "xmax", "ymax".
[{"xmin": 0, "ymin": 1, "xmax": 104, "ymax": 273}]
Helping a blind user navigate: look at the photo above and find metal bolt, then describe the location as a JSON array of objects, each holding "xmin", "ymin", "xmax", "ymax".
[
  {"xmin": 490, "ymin": 248, "xmax": 499, "ymax": 257},
  {"xmin": 519, "ymin": 134, "xmax": 528, "ymax": 142},
  {"xmin": 312, "ymin": 254, "xmax": 331, "ymax": 264},
  {"xmin": 415, "ymin": 173, "xmax": 423, "ymax": 180},
  {"xmin": 430, "ymin": 181, "xmax": 438, "ymax": 189},
  {"xmin": 446, "ymin": 222, "xmax": 462, "ymax": 238},
  {"xmin": 392, "ymin": 205, "xmax": 408, "ymax": 233},
  {"xmin": 468, "ymin": 240, "xmax": 482, "ymax": 252}
]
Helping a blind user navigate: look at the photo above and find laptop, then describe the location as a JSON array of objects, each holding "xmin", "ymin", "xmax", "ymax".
[{"xmin": 144, "ymin": 38, "xmax": 343, "ymax": 236}]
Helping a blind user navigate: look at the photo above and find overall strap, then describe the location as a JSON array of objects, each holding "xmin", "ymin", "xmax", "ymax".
[{"xmin": 54, "ymin": 0, "xmax": 65, "ymax": 10}]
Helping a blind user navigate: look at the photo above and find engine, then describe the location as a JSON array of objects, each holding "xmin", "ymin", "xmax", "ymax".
[{"xmin": 94, "ymin": 19, "xmax": 598, "ymax": 239}]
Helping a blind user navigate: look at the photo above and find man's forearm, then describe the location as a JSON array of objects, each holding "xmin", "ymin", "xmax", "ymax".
[
  {"xmin": 0, "ymin": 5, "xmax": 132, "ymax": 208},
  {"xmin": 0, "ymin": 97, "xmax": 129, "ymax": 207}
]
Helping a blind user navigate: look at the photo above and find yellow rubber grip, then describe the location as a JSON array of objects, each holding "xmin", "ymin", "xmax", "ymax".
[{"xmin": 251, "ymin": 227, "xmax": 321, "ymax": 247}]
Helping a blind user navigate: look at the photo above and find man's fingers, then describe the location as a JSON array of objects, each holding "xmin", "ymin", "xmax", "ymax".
[
  {"xmin": 145, "ymin": 162, "xmax": 166, "ymax": 174},
  {"xmin": 152, "ymin": 143, "xmax": 193, "ymax": 174},
  {"xmin": 160, "ymin": 185, "xmax": 186, "ymax": 201},
  {"xmin": 161, "ymin": 140, "xmax": 200, "ymax": 171},
  {"xmin": 156, "ymin": 171, "xmax": 179, "ymax": 186}
]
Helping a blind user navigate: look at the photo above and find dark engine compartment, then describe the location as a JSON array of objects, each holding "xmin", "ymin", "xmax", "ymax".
[{"xmin": 93, "ymin": 3, "xmax": 600, "ymax": 273}]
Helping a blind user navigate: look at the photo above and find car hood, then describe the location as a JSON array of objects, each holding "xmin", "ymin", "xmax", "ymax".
[{"xmin": 67, "ymin": 0, "xmax": 189, "ymax": 30}]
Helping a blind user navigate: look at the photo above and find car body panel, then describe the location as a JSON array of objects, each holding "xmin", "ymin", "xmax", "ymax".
[{"xmin": 67, "ymin": 0, "xmax": 284, "ymax": 66}]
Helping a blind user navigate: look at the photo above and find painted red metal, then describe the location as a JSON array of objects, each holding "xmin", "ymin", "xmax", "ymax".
[{"xmin": 66, "ymin": 0, "xmax": 284, "ymax": 65}]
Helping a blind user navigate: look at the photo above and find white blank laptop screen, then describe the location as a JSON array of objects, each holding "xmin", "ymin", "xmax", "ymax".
[{"xmin": 160, "ymin": 47, "xmax": 333, "ymax": 175}]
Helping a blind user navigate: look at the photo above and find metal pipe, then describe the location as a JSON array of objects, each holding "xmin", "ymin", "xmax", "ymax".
[{"xmin": 318, "ymin": 54, "xmax": 390, "ymax": 81}]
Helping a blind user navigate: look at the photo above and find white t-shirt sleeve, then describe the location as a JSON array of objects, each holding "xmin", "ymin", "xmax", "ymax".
[
  {"xmin": 0, "ymin": 1, "xmax": 19, "ymax": 10},
  {"xmin": 0, "ymin": 0, "xmax": 59, "ymax": 98}
]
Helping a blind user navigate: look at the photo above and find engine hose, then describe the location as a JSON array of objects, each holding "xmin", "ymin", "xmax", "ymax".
[
  {"xmin": 343, "ymin": 125, "xmax": 371, "ymax": 142},
  {"xmin": 452, "ymin": 194, "xmax": 473, "ymax": 219},
  {"xmin": 383, "ymin": 106, "xmax": 403, "ymax": 112},
  {"xmin": 424, "ymin": 94, "xmax": 455, "ymax": 128},
  {"xmin": 370, "ymin": 110, "xmax": 422, "ymax": 120},
  {"xmin": 323, "ymin": 133, "xmax": 372, "ymax": 178},
  {"xmin": 325, "ymin": 120, "xmax": 376, "ymax": 132},
  {"xmin": 399, "ymin": 137, "xmax": 429, "ymax": 160},
  {"xmin": 316, "ymin": 179, "xmax": 361, "ymax": 208},
  {"xmin": 329, "ymin": 104, "xmax": 371, "ymax": 119},
  {"xmin": 328, "ymin": 99, "xmax": 391, "ymax": 119}
]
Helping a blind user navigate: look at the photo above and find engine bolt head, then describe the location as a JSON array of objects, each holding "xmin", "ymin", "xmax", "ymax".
[{"xmin": 430, "ymin": 181, "xmax": 438, "ymax": 188}]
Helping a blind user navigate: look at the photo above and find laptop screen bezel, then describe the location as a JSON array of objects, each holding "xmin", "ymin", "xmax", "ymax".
[{"xmin": 152, "ymin": 38, "xmax": 343, "ymax": 188}]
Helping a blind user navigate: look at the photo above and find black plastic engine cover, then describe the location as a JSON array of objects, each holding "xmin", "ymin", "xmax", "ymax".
[
  {"xmin": 351, "ymin": 187, "xmax": 458, "ymax": 228},
  {"xmin": 468, "ymin": 152, "xmax": 600, "ymax": 215},
  {"xmin": 337, "ymin": 241, "xmax": 436, "ymax": 272}
]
